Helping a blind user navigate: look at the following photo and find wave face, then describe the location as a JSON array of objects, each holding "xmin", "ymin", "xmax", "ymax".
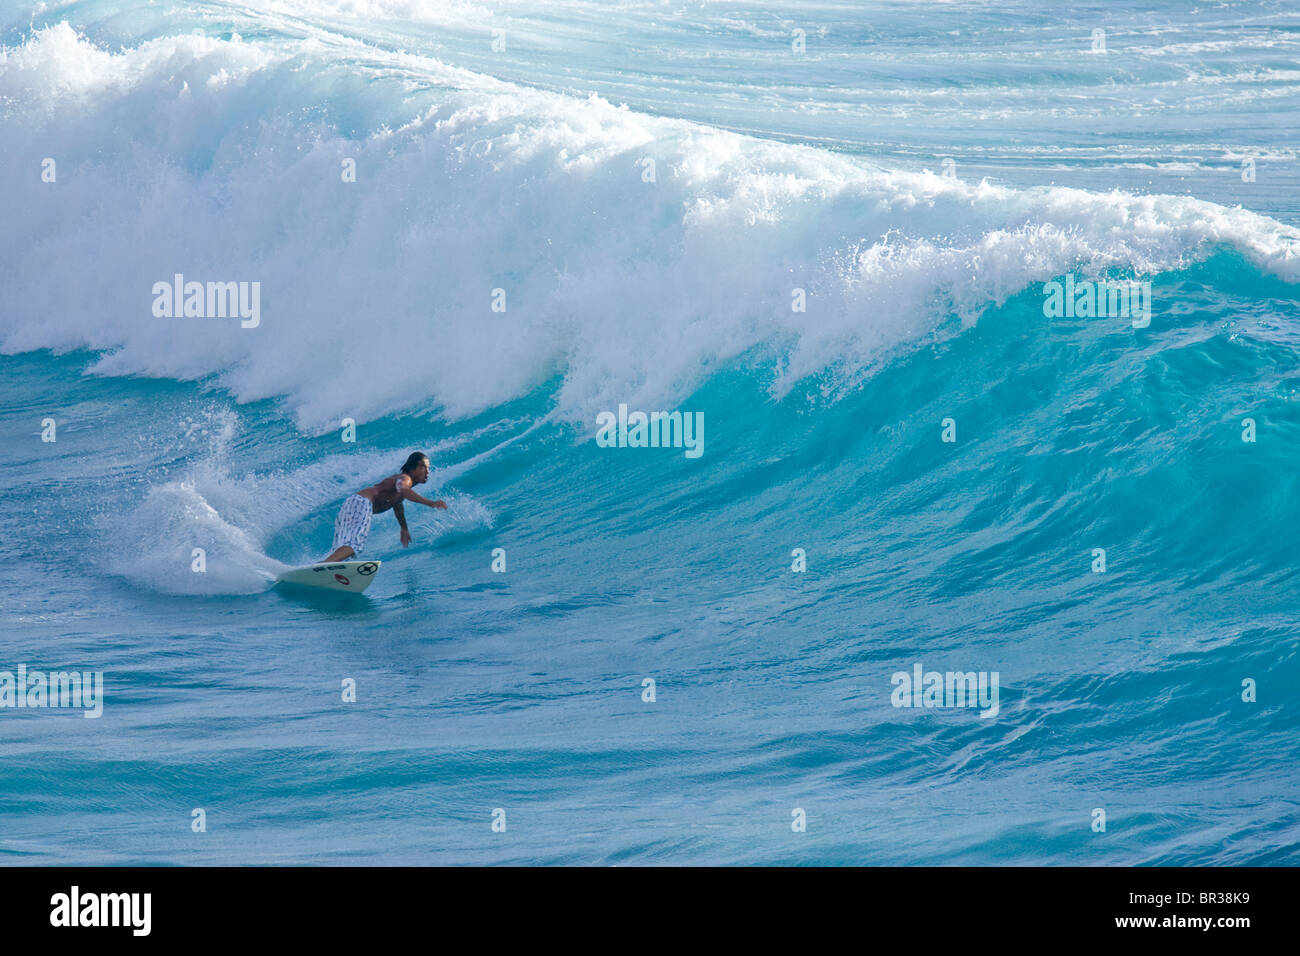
[{"xmin": 1, "ymin": 1, "xmax": 1299, "ymax": 865}]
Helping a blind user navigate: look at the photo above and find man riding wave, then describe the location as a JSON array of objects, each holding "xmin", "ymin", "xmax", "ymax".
[{"xmin": 324, "ymin": 452, "xmax": 447, "ymax": 562}]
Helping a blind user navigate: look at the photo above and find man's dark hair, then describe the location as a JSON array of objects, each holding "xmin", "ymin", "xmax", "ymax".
[{"xmin": 401, "ymin": 452, "xmax": 429, "ymax": 475}]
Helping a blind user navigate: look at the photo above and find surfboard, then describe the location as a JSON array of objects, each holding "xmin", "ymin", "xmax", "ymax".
[{"xmin": 276, "ymin": 560, "xmax": 381, "ymax": 594}]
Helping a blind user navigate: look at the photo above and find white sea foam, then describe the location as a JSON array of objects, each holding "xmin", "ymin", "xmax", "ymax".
[{"xmin": 3, "ymin": 22, "xmax": 1298, "ymax": 435}]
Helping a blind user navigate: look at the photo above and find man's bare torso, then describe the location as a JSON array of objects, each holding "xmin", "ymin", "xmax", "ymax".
[{"xmin": 357, "ymin": 474, "xmax": 407, "ymax": 514}]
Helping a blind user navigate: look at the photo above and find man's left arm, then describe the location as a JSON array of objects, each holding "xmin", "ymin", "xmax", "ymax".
[{"xmin": 394, "ymin": 500, "xmax": 411, "ymax": 547}]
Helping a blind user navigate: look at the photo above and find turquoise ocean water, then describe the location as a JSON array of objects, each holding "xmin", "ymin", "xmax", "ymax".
[{"xmin": 1, "ymin": 0, "xmax": 1298, "ymax": 864}]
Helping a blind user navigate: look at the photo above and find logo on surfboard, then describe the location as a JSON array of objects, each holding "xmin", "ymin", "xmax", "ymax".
[
  {"xmin": 356, "ymin": 563, "xmax": 378, "ymax": 575},
  {"xmin": 334, "ymin": 574, "xmax": 351, "ymax": 585}
]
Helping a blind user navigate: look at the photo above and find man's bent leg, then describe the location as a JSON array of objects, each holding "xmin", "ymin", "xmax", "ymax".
[{"xmin": 327, "ymin": 493, "xmax": 371, "ymax": 562}]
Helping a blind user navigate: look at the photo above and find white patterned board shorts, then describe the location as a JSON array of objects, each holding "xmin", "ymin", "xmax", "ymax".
[{"xmin": 331, "ymin": 494, "xmax": 373, "ymax": 555}]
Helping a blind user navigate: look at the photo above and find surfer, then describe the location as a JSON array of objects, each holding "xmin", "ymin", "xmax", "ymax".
[{"xmin": 324, "ymin": 452, "xmax": 447, "ymax": 561}]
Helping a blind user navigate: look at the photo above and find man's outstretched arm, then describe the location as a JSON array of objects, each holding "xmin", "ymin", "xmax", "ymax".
[{"xmin": 399, "ymin": 478, "xmax": 447, "ymax": 509}]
